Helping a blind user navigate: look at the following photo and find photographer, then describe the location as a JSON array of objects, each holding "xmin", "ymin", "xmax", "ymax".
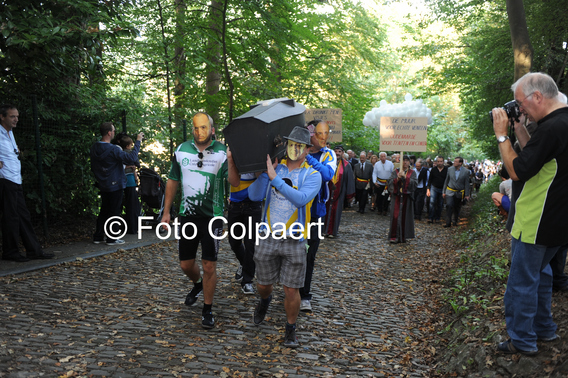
[{"xmin": 492, "ymin": 72, "xmax": 568, "ymax": 356}]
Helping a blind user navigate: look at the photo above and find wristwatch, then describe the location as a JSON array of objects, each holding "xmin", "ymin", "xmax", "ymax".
[{"xmin": 497, "ymin": 135, "xmax": 509, "ymax": 143}]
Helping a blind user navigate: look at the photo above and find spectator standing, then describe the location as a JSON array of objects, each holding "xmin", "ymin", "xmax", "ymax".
[
  {"xmin": 116, "ymin": 133, "xmax": 141, "ymax": 234},
  {"xmin": 0, "ymin": 104, "xmax": 54, "ymax": 262},
  {"xmin": 91, "ymin": 122, "xmax": 143, "ymax": 245},
  {"xmin": 492, "ymin": 72, "xmax": 568, "ymax": 355}
]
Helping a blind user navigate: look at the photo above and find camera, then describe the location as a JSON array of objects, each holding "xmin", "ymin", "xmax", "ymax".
[{"xmin": 489, "ymin": 100, "xmax": 521, "ymax": 123}]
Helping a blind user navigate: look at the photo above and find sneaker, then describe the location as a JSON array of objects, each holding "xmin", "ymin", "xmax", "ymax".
[
  {"xmin": 300, "ymin": 299, "xmax": 312, "ymax": 312},
  {"xmin": 539, "ymin": 334, "xmax": 561, "ymax": 342},
  {"xmin": 284, "ymin": 327, "xmax": 299, "ymax": 348},
  {"xmin": 253, "ymin": 295, "xmax": 272, "ymax": 325},
  {"xmin": 184, "ymin": 282, "xmax": 203, "ymax": 306},
  {"xmin": 202, "ymin": 312, "xmax": 215, "ymax": 329},
  {"xmin": 235, "ymin": 265, "xmax": 243, "ymax": 281},
  {"xmin": 106, "ymin": 239, "xmax": 125, "ymax": 245},
  {"xmin": 93, "ymin": 239, "xmax": 104, "ymax": 244},
  {"xmin": 497, "ymin": 339, "xmax": 538, "ymax": 356},
  {"xmin": 241, "ymin": 283, "xmax": 255, "ymax": 295}
]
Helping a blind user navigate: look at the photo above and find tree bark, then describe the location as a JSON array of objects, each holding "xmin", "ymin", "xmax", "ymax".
[
  {"xmin": 174, "ymin": 0, "xmax": 187, "ymax": 130},
  {"xmin": 205, "ymin": 0, "xmax": 222, "ymax": 124},
  {"xmin": 506, "ymin": 0, "xmax": 533, "ymax": 81}
]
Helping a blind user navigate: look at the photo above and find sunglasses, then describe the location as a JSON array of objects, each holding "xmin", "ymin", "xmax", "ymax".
[
  {"xmin": 197, "ymin": 152, "xmax": 203, "ymax": 168},
  {"xmin": 15, "ymin": 149, "xmax": 20, "ymax": 161}
]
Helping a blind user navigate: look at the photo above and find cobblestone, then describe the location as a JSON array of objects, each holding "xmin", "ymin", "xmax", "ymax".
[{"xmin": 0, "ymin": 208, "xmax": 438, "ymax": 377}]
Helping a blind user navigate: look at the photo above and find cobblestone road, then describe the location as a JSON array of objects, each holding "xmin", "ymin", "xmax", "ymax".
[{"xmin": 0, "ymin": 208, "xmax": 443, "ymax": 378}]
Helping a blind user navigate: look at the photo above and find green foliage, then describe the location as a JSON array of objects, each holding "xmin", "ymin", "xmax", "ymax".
[
  {"xmin": 442, "ymin": 175, "xmax": 510, "ymax": 319},
  {"xmin": 421, "ymin": 0, "xmax": 568, "ymax": 159}
]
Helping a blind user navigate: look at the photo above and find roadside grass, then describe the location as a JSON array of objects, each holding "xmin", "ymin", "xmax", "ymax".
[{"xmin": 441, "ymin": 175, "xmax": 510, "ymax": 330}]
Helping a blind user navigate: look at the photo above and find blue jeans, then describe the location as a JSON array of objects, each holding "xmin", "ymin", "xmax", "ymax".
[
  {"xmin": 504, "ymin": 237, "xmax": 560, "ymax": 351},
  {"xmin": 428, "ymin": 186, "xmax": 443, "ymax": 221}
]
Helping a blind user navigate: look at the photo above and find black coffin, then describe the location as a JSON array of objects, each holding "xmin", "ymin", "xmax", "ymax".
[{"xmin": 223, "ymin": 98, "xmax": 306, "ymax": 174}]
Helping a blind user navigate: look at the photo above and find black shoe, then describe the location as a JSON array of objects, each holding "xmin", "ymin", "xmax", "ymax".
[
  {"xmin": 427, "ymin": 220, "xmax": 433, "ymax": 224},
  {"xmin": 2, "ymin": 254, "xmax": 30, "ymax": 262},
  {"xmin": 184, "ymin": 282, "xmax": 203, "ymax": 306},
  {"xmin": 443, "ymin": 224, "xmax": 451, "ymax": 228},
  {"xmin": 453, "ymin": 222, "xmax": 458, "ymax": 226},
  {"xmin": 497, "ymin": 339, "xmax": 537, "ymax": 356},
  {"xmin": 284, "ymin": 326, "xmax": 299, "ymax": 348},
  {"xmin": 28, "ymin": 252, "xmax": 54, "ymax": 260},
  {"xmin": 201, "ymin": 312, "xmax": 215, "ymax": 329},
  {"xmin": 253, "ymin": 295, "xmax": 272, "ymax": 325}
]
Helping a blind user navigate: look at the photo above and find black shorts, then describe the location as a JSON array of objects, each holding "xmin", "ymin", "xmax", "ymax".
[{"xmin": 178, "ymin": 216, "xmax": 223, "ymax": 262}]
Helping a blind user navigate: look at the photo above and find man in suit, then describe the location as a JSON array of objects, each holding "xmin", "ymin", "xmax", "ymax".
[
  {"xmin": 442, "ymin": 157, "xmax": 470, "ymax": 227},
  {"xmin": 353, "ymin": 151, "xmax": 373, "ymax": 213},
  {"xmin": 347, "ymin": 150, "xmax": 358, "ymax": 169}
]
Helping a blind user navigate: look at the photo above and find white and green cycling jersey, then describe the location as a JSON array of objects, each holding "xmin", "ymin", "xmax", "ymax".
[{"xmin": 168, "ymin": 140, "xmax": 227, "ymax": 218}]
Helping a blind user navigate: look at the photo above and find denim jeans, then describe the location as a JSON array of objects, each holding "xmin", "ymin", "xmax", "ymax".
[
  {"xmin": 428, "ymin": 186, "xmax": 443, "ymax": 221},
  {"xmin": 504, "ymin": 237, "xmax": 560, "ymax": 351}
]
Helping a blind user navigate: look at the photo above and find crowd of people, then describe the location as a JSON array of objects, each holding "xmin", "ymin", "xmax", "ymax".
[{"xmin": 3, "ymin": 72, "xmax": 567, "ymax": 356}]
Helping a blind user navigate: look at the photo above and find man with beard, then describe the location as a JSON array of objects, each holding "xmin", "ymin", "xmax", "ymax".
[
  {"xmin": 161, "ymin": 112, "xmax": 238, "ymax": 329},
  {"xmin": 426, "ymin": 156, "xmax": 447, "ymax": 224}
]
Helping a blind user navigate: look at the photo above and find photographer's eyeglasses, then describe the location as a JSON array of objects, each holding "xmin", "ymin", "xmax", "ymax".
[
  {"xmin": 197, "ymin": 152, "xmax": 203, "ymax": 168},
  {"xmin": 516, "ymin": 92, "xmax": 535, "ymax": 108}
]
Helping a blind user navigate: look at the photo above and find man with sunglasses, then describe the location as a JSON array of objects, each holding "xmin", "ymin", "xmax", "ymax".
[
  {"xmin": 492, "ymin": 72, "xmax": 568, "ymax": 356},
  {"xmin": 162, "ymin": 112, "xmax": 238, "ymax": 330},
  {"xmin": 0, "ymin": 104, "xmax": 54, "ymax": 262}
]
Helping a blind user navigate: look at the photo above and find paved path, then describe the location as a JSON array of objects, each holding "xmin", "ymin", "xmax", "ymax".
[{"xmin": 0, "ymin": 208, "xmax": 441, "ymax": 377}]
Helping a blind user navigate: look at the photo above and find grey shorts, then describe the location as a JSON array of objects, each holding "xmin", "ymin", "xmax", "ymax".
[{"xmin": 254, "ymin": 237, "xmax": 307, "ymax": 288}]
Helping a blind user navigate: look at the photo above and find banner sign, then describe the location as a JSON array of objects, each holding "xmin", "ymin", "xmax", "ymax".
[
  {"xmin": 379, "ymin": 117, "xmax": 428, "ymax": 152},
  {"xmin": 305, "ymin": 108, "xmax": 342, "ymax": 143}
]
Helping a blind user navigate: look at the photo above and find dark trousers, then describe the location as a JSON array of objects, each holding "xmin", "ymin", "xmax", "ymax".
[
  {"xmin": 445, "ymin": 193, "xmax": 462, "ymax": 226},
  {"xmin": 300, "ymin": 220, "xmax": 323, "ymax": 301},
  {"xmin": 124, "ymin": 186, "xmax": 141, "ymax": 234},
  {"xmin": 551, "ymin": 247, "xmax": 568, "ymax": 290},
  {"xmin": 356, "ymin": 187, "xmax": 368, "ymax": 212},
  {"xmin": 94, "ymin": 189, "xmax": 124, "ymax": 242},
  {"xmin": 375, "ymin": 184, "xmax": 389, "ymax": 213},
  {"xmin": 228, "ymin": 201, "xmax": 261, "ymax": 285},
  {"xmin": 414, "ymin": 187, "xmax": 426, "ymax": 220},
  {"xmin": 0, "ymin": 179, "xmax": 43, "ymax": 258}
]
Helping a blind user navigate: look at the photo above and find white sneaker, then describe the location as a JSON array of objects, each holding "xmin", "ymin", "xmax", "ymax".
[
  {"xmin": 300, "ymin": 299, "xmax": 312, "ymax": 312},
  {"xmin": 106, "ymin": 239, "xmax": 125, "ymax": 245},
  {"xmin": 241, "ymin": 283, "xmax": 255, "ymax": 295}
]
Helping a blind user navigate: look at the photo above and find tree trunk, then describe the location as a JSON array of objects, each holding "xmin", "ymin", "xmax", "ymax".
[
  {"xmin": 506, "ymin": 0, "xmax": 533, "ymax": 81},
  {"xmin": 174, "ymin": 0, "xmax": 187, "ymax": 129},
  {"xmin": 205, "ymin": 0, "xmax": 222, "ymax": 124}
]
